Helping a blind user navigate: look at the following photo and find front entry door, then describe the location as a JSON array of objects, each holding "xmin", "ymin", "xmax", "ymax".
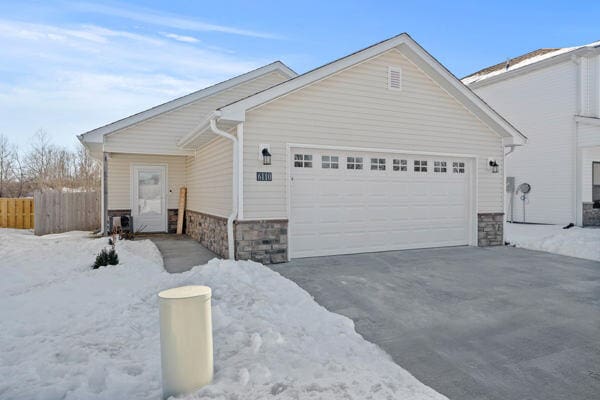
[{"xmin": 132, "ymin": 165, "xmax": 167, "ymax": 233}]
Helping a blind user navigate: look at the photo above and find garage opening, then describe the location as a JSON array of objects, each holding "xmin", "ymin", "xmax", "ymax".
[{"xmin": 289, "ymin": 148, "xmax": 473, "ymax": 258}]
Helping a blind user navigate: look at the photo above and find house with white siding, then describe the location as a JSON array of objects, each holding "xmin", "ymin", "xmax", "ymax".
[
  {"xmin": 79, "ymin": 33, "xmax": 526, "ymax": 263},
  {"xmin": 464, "ymin": 40, "xmax": 600, "ymax": 227}
]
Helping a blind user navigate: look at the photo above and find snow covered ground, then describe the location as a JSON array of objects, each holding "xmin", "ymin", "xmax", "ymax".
[
  {"xmin": 0, "ymin": 229, "xmax": 445, "ymax": 400},
  {"xmin": 505, "ymin": 223, "xmax": 600, "ymax": 262}
]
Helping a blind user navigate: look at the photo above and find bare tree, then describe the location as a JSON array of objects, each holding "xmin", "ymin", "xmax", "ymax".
[
  {"xmin": 0, "ymin": 134, "xmax": 15, "ymax": 197},
  {"xmin": 0, "ymin": 129, "xmax": 100, "ymax": 197}
]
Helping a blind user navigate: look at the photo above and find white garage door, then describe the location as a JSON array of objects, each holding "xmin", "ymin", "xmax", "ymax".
[{"xmin": 290, "ymin": 148, "xmax": 472, "ymax": 258}]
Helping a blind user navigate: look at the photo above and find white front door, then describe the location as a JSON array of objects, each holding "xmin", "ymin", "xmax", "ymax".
[
  {"xmin": 132, "ymin": 165, "xmax": 167, "ymax": 233},
  {"xmin": 290, "ymin": 148, "xmax": 473, "ymax": 258}
]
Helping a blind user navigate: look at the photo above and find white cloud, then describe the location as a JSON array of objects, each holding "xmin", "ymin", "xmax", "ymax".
[
  {"xmin": 0, "ymin": 19, "xmax": 275, "ymax": 149},
  {"xmin": 161, "ymin": 32, "xmax": 199, "ymax": 43},
  {"xmin": 72, "ymin": 1, "xmax": 281, "ymax": 39}
]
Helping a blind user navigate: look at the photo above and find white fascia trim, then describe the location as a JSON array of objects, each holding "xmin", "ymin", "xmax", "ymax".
[
  {"xmin": 466, "ymin": 46, "xmax": 600, "ymax": 89},
  {"xmin": 218, "ymin": 34, "xmax": 526, "ymax": 145},
  {"xmin": 79, "ymin": 62, "xmax": 297, "ymax": 142}
]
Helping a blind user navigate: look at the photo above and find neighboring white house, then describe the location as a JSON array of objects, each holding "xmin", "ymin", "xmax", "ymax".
[
  {"xmin": 79, "ymin": 33, "xmax": 526, "ymax": 263},
  {"xmin": 464, "ymin": 41, "xmax": 600, "ymax": 226}
]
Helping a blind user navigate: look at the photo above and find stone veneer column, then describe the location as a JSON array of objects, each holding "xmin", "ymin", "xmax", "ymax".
[
  {"xmin": 477, "ymin": 213, "xmax": 504, "ymax": 246},
  {"xmin": 582, "ymin": 203, "xmax": 600, "ymax": 226},
  {"xmin": 234, "ymin": 220, "xmax": 288, "ymax": 264},
  {"xmin": 184, "ymin": 210, "xmax": 229, "ymax": 258}
]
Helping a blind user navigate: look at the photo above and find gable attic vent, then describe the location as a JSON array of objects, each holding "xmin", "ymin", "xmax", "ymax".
[{"xmin": 388, "ymin": 66, "xmax": 402, "ymax": 90}]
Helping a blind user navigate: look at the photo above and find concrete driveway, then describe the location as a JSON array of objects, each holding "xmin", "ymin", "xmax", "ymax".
[{"xmin": 271, "ymin": 246, "xmax": 600, "ymax": 400}]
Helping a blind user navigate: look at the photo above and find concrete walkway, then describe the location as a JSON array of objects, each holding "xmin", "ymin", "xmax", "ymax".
[
  {"xmin": 146, "ymin": 234, "xmax": 217, "ymax": 273},
  {"xmin": 271, "ymin": 246, "xmax": 600, "ymax": 400}
]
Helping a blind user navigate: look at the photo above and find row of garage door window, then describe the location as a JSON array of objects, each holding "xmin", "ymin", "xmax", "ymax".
[{"xmin": 294, "ymin": 154, "xmax": 466, "ymax": 174}]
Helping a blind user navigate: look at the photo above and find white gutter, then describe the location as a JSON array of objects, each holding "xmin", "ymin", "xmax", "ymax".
[{"xmin": 209, "ymin": 113, "xmax": 238, "ymax": 260}]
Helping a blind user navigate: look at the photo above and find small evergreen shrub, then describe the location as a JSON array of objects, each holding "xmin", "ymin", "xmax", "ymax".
[{"xmin": 92, "ymin": 247, "xmax": 119, "ymax": 269}]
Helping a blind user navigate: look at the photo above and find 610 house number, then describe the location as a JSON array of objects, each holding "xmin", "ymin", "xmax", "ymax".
[{"xmin": 256, "ymin": 172, "xmax": 272, "ymax": 181}]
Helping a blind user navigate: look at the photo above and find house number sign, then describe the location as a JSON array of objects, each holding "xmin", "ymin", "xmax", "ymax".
[{"xmin": 256, "ymin": 172, "xmax": 272, "ymax": 181}]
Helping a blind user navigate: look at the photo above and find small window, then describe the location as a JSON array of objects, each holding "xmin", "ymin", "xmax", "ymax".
[
  {"xmin": 593, "ymin": 162, "xmax": 600, "ymax": 202},
  {"xmin": 370, "ymin": 158, "xmax": 386, "ymax": 171},
  {"xmin": 414, "ymin": 160, "xmax": 427, "ymax": 172},
  {"xmin": 388, "ymin": 66, "xmax": 402, "ymax": 90},
  {"xmin": 393, "ymin": 159, "xmax": 407, "ymax": 171},
  {"xmin": 322, "ymin": 155, "xmax": 339, "ymax": 169},
  {"xmin": 452, "ymin": 161, "xmax": 465, "ymax": 174},
  {"xmin": 294, "ymin": 154, "xmax": 312, "ymax": 168},
  {"xmin": 347, "ymin": 156, "xmax": 363, "ymax": 170},
  {"xmin": 434, "ymin": 161, "xmax": 447, "ymax": 173}
]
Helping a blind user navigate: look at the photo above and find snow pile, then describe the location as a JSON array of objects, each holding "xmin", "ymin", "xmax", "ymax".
[
  {"xmin": 505, "ymin": 223, "xmax": 600, "ymax": 262},
  {"xmin": 0, "ymin": 229, "xmax": 445, "ymax": 400}
]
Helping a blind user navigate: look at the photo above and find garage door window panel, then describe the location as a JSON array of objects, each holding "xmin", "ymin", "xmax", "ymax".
[
  {"xmin": 371, "ymin": 158, "xmax": 386, "ymax": 171},
  {"xmin": 414, "ymin": 160, "xmax": 428, "ymax": 172},
  {"xmin": 434, "ymin": 161, "xmax": 447, "ymax": 173},
  {"xmin": 393, "ymin": 159, "xmax": 407, "ymax": 171},
  {"xmin": 452, "ymin": 161, "xmax": 465, "ymax": 174},
  {"xmin": 347, "ymin": 156, "xmax": 363, "ymax": 170},
  {"xmin": 321, "ymin": 155, "xmax": 339, "ymax": 169},
  {"xmin": 294, "ymin": 154, "xmax": 313, "ymax": 168}
]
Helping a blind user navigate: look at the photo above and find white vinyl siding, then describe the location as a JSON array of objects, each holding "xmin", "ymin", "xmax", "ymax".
[
  {"xmin": 185, "ymin": 136, "xmax": 233, "ymax": 217},
  {"xmin": 241, "ymin": 49, "xmax": 504, "ymax": 219},
  {"xmin": 474, "ymin": 60, "xmax": 577, "ymax": 224},
  {"xmin": 103, "ymin": 71, "xmax": 289, "ymax": 155},
  {"xmin": 106, "ymin": 153, "xmax": 185, "ymax": 210}
]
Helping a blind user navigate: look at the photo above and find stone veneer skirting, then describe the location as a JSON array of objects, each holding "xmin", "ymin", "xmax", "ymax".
[
  {"xmin": 477, "ymin": 213, "xmax": 504, "ymax": 246},
  {"xmin": 234, "ymin": 220, "xmax": 288, "ymax": 264},
  {"xmin": 582, "ymin": 202, "xmax": 600, "ymax": 226},
  {"xmin": 184, "ymin": 210, "xmax": 229, "ymax": 258},
  {"xmin": 107, "ymin": 208, "xmax": 178, "ymax": 234}
]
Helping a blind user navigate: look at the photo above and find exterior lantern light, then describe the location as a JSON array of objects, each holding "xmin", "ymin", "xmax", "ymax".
[
  {"xmin": 489, "ymin": 159, "xmax": 499, "ymax": 174},
  {"xmin": 262, "ymin": 147, "xmax": 272, "ymax": 165}
]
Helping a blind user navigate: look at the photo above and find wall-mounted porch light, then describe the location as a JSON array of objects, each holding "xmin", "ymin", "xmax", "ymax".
[
  {"xmin": 488, "ymin": 159, "xmax": 499, "ymax": 174},
  {"xmin": 261, "ymin": 146, "xmax": 272, "ymax": 165}
]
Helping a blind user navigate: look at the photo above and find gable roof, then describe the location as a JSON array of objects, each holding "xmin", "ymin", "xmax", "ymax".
[
  {"xmin": 463, "ymin": 40, "xmax": 600, "ymax": 87},
  {"xmin": 78, "ymin": 61, "xmax": 296, "ymax": 144},
  {"xmin": 215, "ymin": 33, "xmax": 526, "ymax": 145}
]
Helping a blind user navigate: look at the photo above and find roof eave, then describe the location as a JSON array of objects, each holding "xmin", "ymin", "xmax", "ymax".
[
  {"xmin": 219, "ymin": 33, "xmax": 527, "ymax": 145},
  {"xmin": 78, "ymin": 61, "xmax": 297, "ymax": 141},
  {"xmin": 466, "ymin": 46, "xmax": 600, "ymax": 89}
]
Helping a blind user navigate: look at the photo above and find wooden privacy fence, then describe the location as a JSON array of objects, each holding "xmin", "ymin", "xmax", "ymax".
[
  {"xmin": 34, "ymin": 191, "xmax": 100, "ymax": 235},
  {"xmin": 0, "ymin": 198, "xmax": 34, "ymax": 229}
]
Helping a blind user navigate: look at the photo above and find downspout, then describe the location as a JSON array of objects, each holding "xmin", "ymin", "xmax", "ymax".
[
  {"xmin": 102, "ymin": 151, "xmax": 108, "ymax": 235},
  {"xmin": 209, "ymin": 113, "xmax": 238, "ymax": 260}
]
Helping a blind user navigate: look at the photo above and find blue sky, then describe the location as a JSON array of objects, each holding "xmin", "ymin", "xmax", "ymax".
[{"xmin": 1, "ymin": 0, "xmax": 599, "ymax": 149}]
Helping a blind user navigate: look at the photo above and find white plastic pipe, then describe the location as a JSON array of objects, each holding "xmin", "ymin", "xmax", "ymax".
[
  {"xmin": 209, "ymin": 116, "xmax": 238, "ymax": 260},
  {"xmin": 159, "ymin": 285, "xmax": 213, "ymax": 399}
]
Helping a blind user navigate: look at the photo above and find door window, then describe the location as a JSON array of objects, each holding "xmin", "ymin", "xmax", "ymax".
[{"xmin": 138, "ymin": 171, "xmax": 162, "ymax": 215}]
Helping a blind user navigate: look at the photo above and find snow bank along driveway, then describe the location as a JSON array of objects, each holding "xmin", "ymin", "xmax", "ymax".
[
  {"xmin": 505, "ymin": 223, "xmax": 600, "ymax": 262},
  {"xmin": 0, "ymin": 229, "xmax": 446, "ymax": 400}
]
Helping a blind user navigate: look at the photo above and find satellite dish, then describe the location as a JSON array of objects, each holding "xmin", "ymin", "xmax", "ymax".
[{"xmin": 517, "ymin": 183, "xmax": 531, "ymax": 194}]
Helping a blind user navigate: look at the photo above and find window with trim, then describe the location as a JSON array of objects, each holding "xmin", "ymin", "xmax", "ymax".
[
  {"xmin": 434, "ymin": 161, "xmax": 447, "ymax": 173},
  {"xmin": 593, "ymin": 162, "xmax": 600, "ymax": 202},
  {"xmin": 414, "ymin": 160, "xmax": 427, "ymax": 172},
  {"xmin": 322, "ymin": 155, "xmax": 339, "ymax": 169},
  {"xmin": 347, "ymin": 156, "xmax": 363, "ymax": 170},
  {"xmin": 393, "ymin": 159, "xmax": 407, "ymax": 171},
  {"xmin": 294, "ymin": 154, "xmax": 312, "ymax": 168},
  {"xmin": 370, "ymin": 158, "xmax": 386, "ymax": 171},
  {"xmin": 452, "ymin": 161, "xmax": 465, "ymax": 174}
]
